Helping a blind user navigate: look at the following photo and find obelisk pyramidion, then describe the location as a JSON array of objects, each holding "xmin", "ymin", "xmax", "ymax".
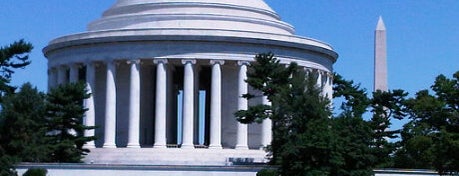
[{"xmin": 374, "ymin": 16, "xmax": 388, "ymax": 92}]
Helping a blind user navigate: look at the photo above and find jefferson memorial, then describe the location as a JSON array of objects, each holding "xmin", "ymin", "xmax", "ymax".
[{"xmin": 43, "ymin": 0, "xmax": 338, "ymax": 165}]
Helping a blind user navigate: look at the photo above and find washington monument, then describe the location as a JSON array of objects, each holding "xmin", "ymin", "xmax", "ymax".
[{"xmin": 374, "ymin": 16, "xmax": 387, "ymax": 92}]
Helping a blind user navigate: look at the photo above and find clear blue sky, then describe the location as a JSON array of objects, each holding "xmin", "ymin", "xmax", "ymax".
[{"xmin": 1, "ymin": 1, "xmax": 458, "ymax": 106}]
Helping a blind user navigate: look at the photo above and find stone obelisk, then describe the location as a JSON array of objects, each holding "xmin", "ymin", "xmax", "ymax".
[{"xmin": 374, "ymin": 16, "xmax": 387, "ymax": 92}]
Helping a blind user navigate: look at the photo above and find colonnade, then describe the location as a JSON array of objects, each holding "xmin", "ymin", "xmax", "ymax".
[{"xmin": 48, "ymin": 59, "xmax": 332, "ymax": 150}]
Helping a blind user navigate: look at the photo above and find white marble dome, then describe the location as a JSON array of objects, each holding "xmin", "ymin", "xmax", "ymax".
[{"xmin": 88, "ymin": 0, "xmax": 294, "ymax": 35}]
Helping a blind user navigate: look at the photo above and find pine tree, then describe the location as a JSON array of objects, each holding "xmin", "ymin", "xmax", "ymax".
[
  {"xmin": 369, "ymin": 89, "xmax": 407, "ymax": 168},
  {"xmin": 333, "ymin": 74, "xmax": 370, "ymax": 118},
  {"xmin": 236, "ymin": 53, "xmax": 339, "ymax": 175},
  {"xmin": 0, "ymin": 40, "xmax": 33, "ymax": 175},
  {"xmin": 397, "ymin": 71, "xmax": 459, "ymax": 175},
  {"xmin": 238, "ymin": 53, "xmax": 408, "ymax": 175},
  {"xmin": 46, "ymin": 82, "xmax": 95, "ymax": 163},
  {"xmin": 0, "ymin": 83, "xmax": 49, "ymax": 162},
  {"xmin": 334, "ymin": 74, "xmax": 408, "ymax": 169},
  {"xmin": 0, "ymin": 40, "xmax": 33, "ymax": 99},
  {"xmin": 332, "ymin": 75, "xmax": 376, "ymax": 175},
  {"xmin": 0, "ymin": 153, "xmax": 18, "ymax": 176}
]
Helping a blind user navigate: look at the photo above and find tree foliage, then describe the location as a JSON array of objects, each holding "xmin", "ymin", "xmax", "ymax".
[
  {"xmin": 0, "ymin": 40, "xmax": 32, "ymax": 99},
  {"xmin": 0, "ymin": 83, "xmax": 48, "ymax": 162},
  {"xmin": 395, "ymin": 71, "xmax": 459, "ymax": 175},
  {"xmin": 236, "ymin": 53, "xmax": 414, "ymax": 175},
  {"xmin": 22, "ymin": 168, "xmax": 47, "ymax": 176},
  {"xmin": 0, "ymin": 82, "xmax": 95, "ymax": 170},
  {"xmin": 334, "ymin": 74, "xmax": 409, "ymax": 169},
  {"xmin": 0, "ymin": 154, "xmax": 17, "ymax": 176},
  {"xmin": 330, "ymin": 116, "xmax": 374, "ymax": 176},
  {"xmin": 368, "ymin": 89, "xmax": 407, "ymax": 168},
  {"xmin": 0, "ymin": 40, "xmax": 33, "ymax": 176},
  {"xmin": 333, "ymin": 74, "xmax": 370, "ymax": 118},
  {"xmin": 0, "ymin": 41, "xmax": 95, "ymax": 174},
  {"xmin": 243, "ymin": 52, "xmax": 459, "ymax": 176},
  {"xmin": 236, "ymin": 53, "xmax": 391, "ymax": 175},
  {"xmin": 332, "ymin": 75, "xmax": 375, "ymax": 175},
  {"xmin": 45, "ymin": 82, "xmax": 95, "ymax": 163}
]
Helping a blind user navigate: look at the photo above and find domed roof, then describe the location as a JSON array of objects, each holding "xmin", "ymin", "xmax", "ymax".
[
  {"xmin": 88, "ymin": 0, "xmax": 295, "ymax": 35},
  {"xmin": 45, "ymin": 0, "xmax": 337, "ymax": 62}
]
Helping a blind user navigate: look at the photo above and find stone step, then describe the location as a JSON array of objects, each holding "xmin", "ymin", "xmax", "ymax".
[{"xmin": 84, "ymin": 148, "xmax": 269, "ymax": 166}]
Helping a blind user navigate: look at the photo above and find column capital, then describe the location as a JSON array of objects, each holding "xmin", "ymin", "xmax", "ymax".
[
  {"xmin": 304, "ymin": 67, "xmax": 313, "ymax": 73},
  {"xmin": 69, "ymin": 63, "xmax": 82, "ymax": 68},
  {"xmin": 237, "ymin": 60, "xmax": 250, "ymax": 66},
  {"xmin": 326, "ymin": 73, "xmax": 334, "ymax": 84},
  {"xmin": 210, "ymin": 60, "xmax": 225, "ymax": 65},
  {"xmin": 154, "ymin": 59, "xmax": 168, "ymax": 65},
  {"xmin": 126, "ymin": 59, "xmax": 141, "ymax": 65},
  {"xmin": 57, "ymin": 64, "xmax": 69, "ymax": 69},
  {"xmin": 48, "ymin": 66, "xmax": 58, "ymax": 71},
  {"xmin": 105, "ymin": 60, "xmax": 119, "ymax": 66},
  {"xmin": 181, "ymin": 59, "xmax": 196, "ymax": 65},
  {"xmin": 83, "ymin": 61, "xmax": 102, "ymax": 67},
  {"xmin": 318, "ymin": 70, "xmax": 326, "ymax": 76},
  {"xmin": 48, "ymin": 66, "xmax": 58, "ymax": 72}
]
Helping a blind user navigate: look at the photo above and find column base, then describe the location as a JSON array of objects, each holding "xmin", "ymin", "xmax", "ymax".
[
  {"xmin": 84, "ymin": 142, "xmax": 96, "ymax": 149},
  {"xmin": 235, "ymin": 145, "xmax": 249, "ymax": 150},
  {"xmin": 127, "ymin": 143, "xmax": 141, "ymax": 148},
  {"xmin": 259, "ymin": 145, "xmax": 267, "ymax": 150},
  {"xmin": 208, "ymin": 144, "xmax": 222, "ymax": 149},
  {"xmin": 153, "ymin": 144, "xmax": 167, "ymax": 148},
  {"xmin": 181, "ymin": 144, "xmax": 195, "ymax": 149},
  {"xmin": 103, "ymin": 143, "xmax": 117, "ymax": 148}
]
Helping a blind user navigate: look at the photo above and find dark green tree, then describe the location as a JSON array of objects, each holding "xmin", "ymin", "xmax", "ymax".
[
  {"xmin": 0, "ymin": 83, "xmax": 48, "ymax": 162},
  {"xmin": 330, "ymin": 116, "xmax": 375, "ymax": 176},
  {"xmin": 22, "ymin": 168, "xmax": 47, "ymax": 176},
  {"xmin": 369, "ymin": 89, "xmax": 407, "ymax": 168},
  {"xmin": 334, "ymin": 74, "xmax": 408, "ymax": 169},
  {"xmin": 0, "ymin": 152, "xmax": 17, "ymax": 176},
  {"xmin": 396, "ymin": 71, "xmax": 459, "ymax": 175},
  {"xmin": 236, "ymin": 53, "xmax": 341, "ymax": 175},
  {"xmin": 393, "ymin": 119, "xmax": 434, "ymax": 169},
  {"xmin": 45, "ymin": 82, "xmax": 95, "ymax": 163},
  {"xmin": 332, "ymin": 74, "xmax": 376, "ymax": 175},
  {"xmin": 0, "ymin": 40, "xmax": 32, "ymax": 176},
  {"xmin": 0, "ymin": 40, "xmax": 33, "ymax": 99},
  {"xmin": 236, "ymin": 53, "xmax": 410, "ymax": 175},
  {"xmin": 333, "ymin": 74, "xmax": 370, "ymax": 118}
]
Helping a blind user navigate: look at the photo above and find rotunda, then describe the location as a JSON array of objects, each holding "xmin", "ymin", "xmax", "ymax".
[{"xmin": 44, "ymin": 0, "xmax": 338, "ymax": 165}]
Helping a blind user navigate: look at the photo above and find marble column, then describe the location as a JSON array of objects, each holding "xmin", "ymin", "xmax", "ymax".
[
  {"xmin": 127, "ymin": 60, "xmax": 141, "ymax": 148},
  {"xmin": 84, "ymin": 62, "xmax": 96, "ymax": 148},
  {"xmin": 209, "ymin": 60, "xmax": 224, "ymax": 149},
  {"xmin": 103, "ymin": 61, "xmax": 117, "ymax": 148},
  {"xmin": 236, "ymin": 61, "xmax": 249, "ymax": 150},
  {"xmin": 316, "ymin": 70, "xmax": 323, "ymax": 90},
  {"xmin": 260, "ymin": 95, "xmax": 272, "ymax": 149},
  {"xmin": 67, "ymin": 64, "xmax": 80, "ymax": 136},
  {"xmin": 181, "ymin": 59, "xmax": 196, "ymax": 149},
  {"xmin": 326, "ymin": 73, "xmax": 333, "ymax": 101},
  {"xmin": 48, "ymin": 68, "xmax": 57, "ymax": 90},
  {"xmin": 154, "ymin": 59, "xmax": 168, "ymax": 148},
  {"xmin": 69, "ymin": 64, "xmax": 80, "ymax": 83},
  {"xmin": 57, "ymin": 65, "xmax": 67, "ymax": 85}
]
